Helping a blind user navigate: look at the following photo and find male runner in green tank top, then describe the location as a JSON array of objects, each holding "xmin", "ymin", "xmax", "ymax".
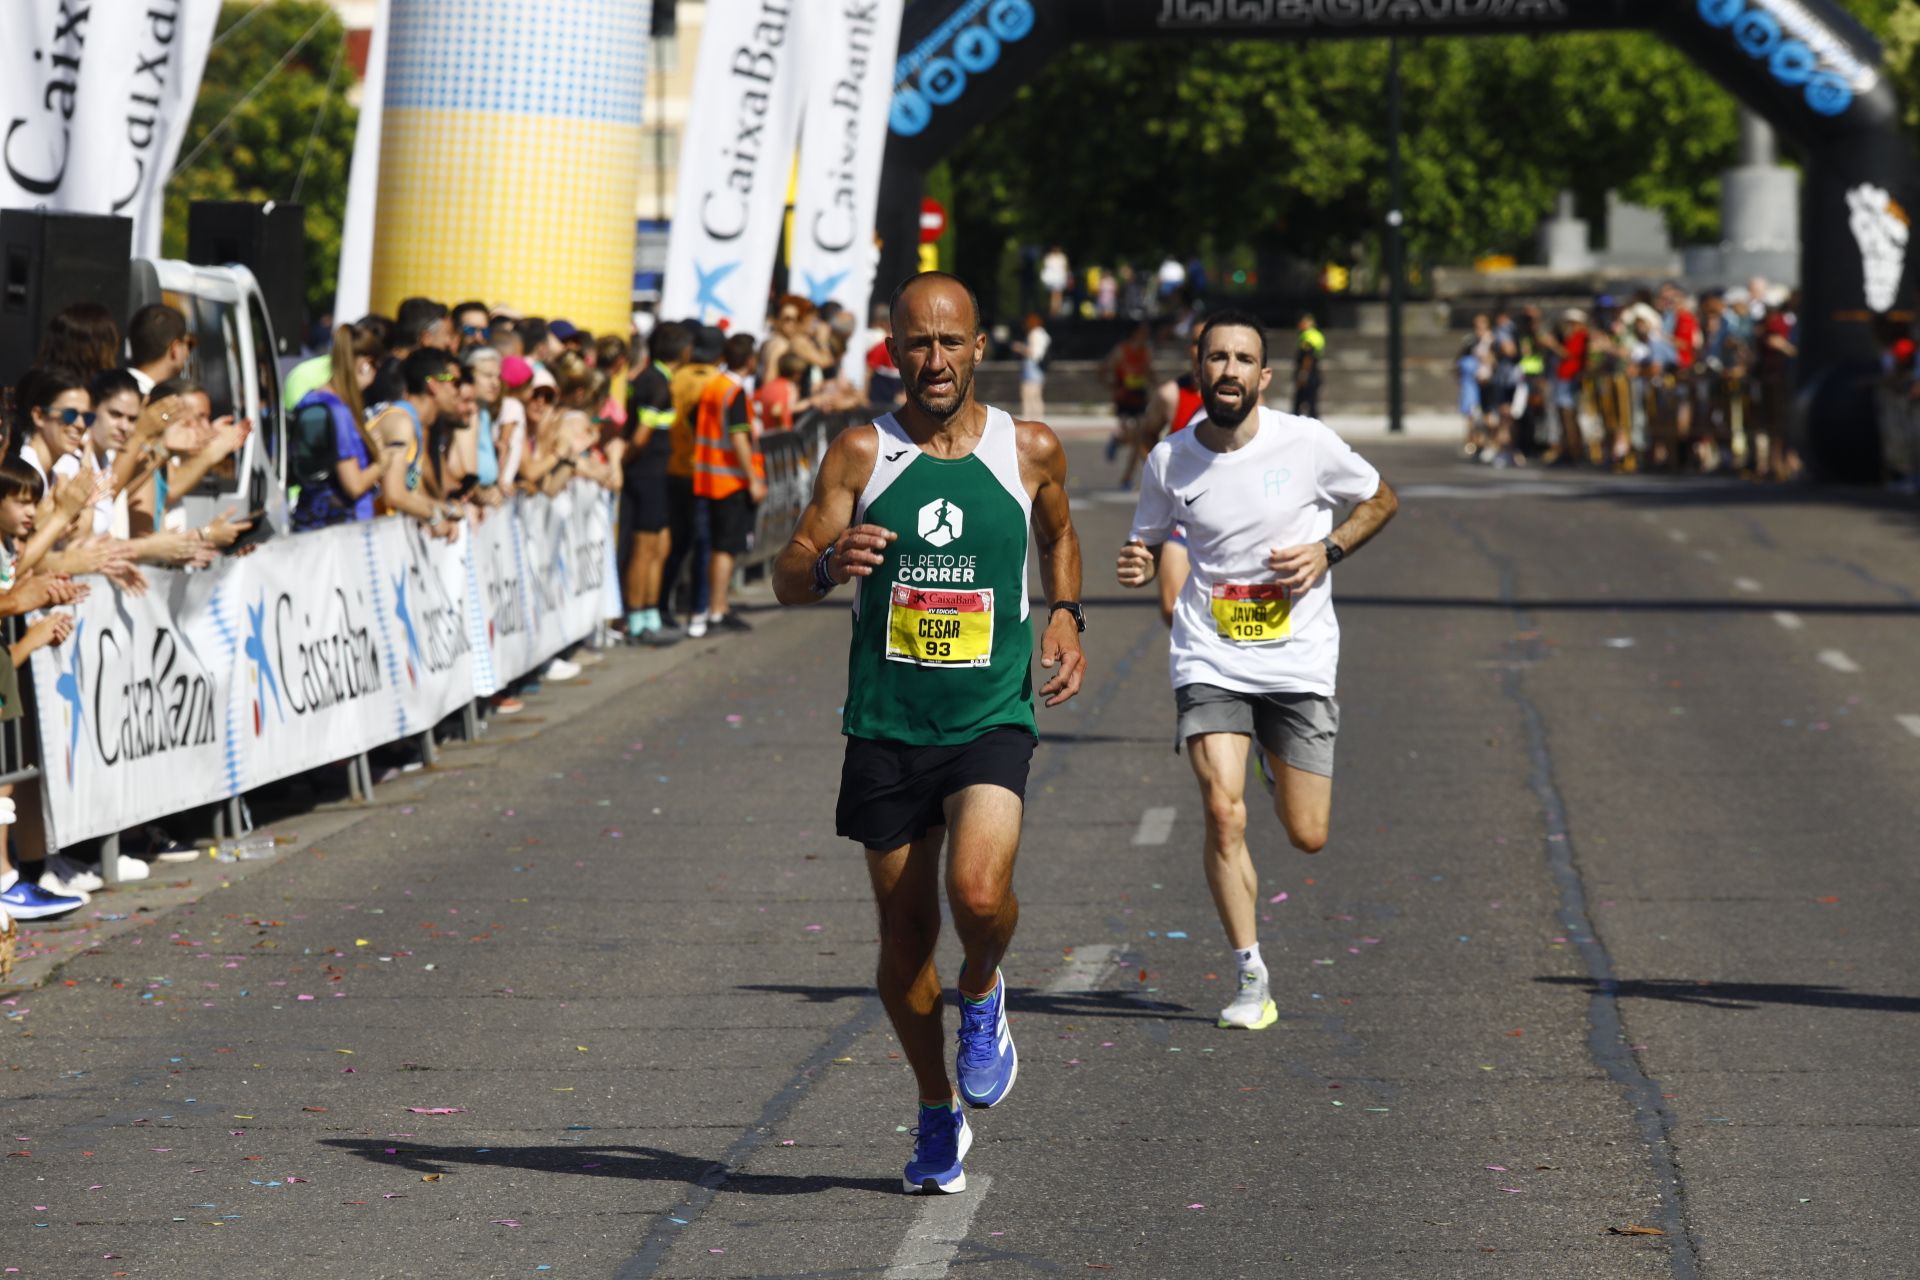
[{"xmin": 773, "ymin": 272, "xmax": 1086, "ymax": 1195}]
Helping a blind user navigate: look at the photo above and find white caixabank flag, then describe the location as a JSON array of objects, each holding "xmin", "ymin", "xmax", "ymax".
[{"xmin": 660, "ymin": 0, "xmax": 808, "ymax": 334}]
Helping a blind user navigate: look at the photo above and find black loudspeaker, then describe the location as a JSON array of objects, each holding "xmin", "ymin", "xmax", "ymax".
[
  {"xmin": 0, "ymin": 211, "xmax": 134, "ymax": 389},
  {"xmin": 187, "ymin": 201, "xmax": 306, "ymax": 355},
  {"xmin": 651, "ymin": 0, "xmax": 676, "ymax": 37}
]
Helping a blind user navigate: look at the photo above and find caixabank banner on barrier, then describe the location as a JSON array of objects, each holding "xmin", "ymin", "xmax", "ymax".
[{"xmin": 29, "ymin": 484, "xmax": 615, "ymax": 850}]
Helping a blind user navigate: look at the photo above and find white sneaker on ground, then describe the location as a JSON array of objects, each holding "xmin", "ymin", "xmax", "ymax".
[
  {"xmin": 43, "ymin": 855, "xmax": 103, "ymax": 894},
  {"xmin": 36, "ymin": 866, "xmax": 93, "ymax": 905},
  {"xmin": 113, "ymin": 854, "xmax": 151, "ymax": 881},
  {"xmin": 544, "ymin": 657, "xmax": 582, "ymax": 682},
  {"xmin": 1218, "ymin": 970, "xmax": 1278, "ymax": 1030},
  {"xmin": 686, "ymin": 613, "xmax": 709, "ymax": 639}
]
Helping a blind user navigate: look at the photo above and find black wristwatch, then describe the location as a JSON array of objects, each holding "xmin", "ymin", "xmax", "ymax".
[
  {"xmin": 1049, "ymin": 601, "xmax": 1086, "ymax": 632},
  {"xmin": 1321, "ymin": 536, "xmax": 1346, "ymax": 566}
]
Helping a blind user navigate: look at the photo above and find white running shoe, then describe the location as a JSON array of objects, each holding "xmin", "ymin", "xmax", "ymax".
[
  {"xmin": 113, "ymin": 854, "xmax": 151, "ymax": 882},
  {"xmin": 36, "ymin": 865, "xmax": 93, "ymax": 905},
  {"xmin": 43, "ymin": 855, "xmax": 103, "ymax": 894},
  {"xmin": 1218, "ymin": 970, "xmax": 1278, "ymax": 1030},
  {"xmin": 686, "ymin": 612, "xmax": 709, "ymax": 639},
  {"xmin": 544, "ymin": 657, "xmax": 582, "ymax": 682}
]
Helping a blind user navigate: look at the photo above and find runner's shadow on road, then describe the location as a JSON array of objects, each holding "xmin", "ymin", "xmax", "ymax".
[
  {"xmin": 738, "ymin": 984, "xmax": 1206, "ymax": 1021},
  {"xmin": 317, "ymin": 1139, "xmax": 898, "ymax": 1195},
  {"xmin": 1537, "ymin": 976, "xmax": 1920, "ymax": 1013}
]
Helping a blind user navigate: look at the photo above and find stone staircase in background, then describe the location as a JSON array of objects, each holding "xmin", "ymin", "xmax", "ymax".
[{"xmin": 973, "ymin": 327, "xmax": 1467, "ymax": 417}]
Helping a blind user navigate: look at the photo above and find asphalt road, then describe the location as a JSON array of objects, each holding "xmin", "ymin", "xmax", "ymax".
[{"xmin": 6, "ymin": 433, "xmax": 1918, "ymax": 1279}]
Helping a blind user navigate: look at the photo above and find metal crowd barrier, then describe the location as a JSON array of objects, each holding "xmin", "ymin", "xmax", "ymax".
[
  {"xmin": 0, "ymin": 618, "xmax": 39, "ymax": 788},
  {"xmin": 744, "ymin": 407, "xmax": 867, "ymax": 572}
]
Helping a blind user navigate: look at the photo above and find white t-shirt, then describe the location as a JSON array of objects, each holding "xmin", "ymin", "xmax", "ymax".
[
  {"xmin": 496, "ymin": 397, "xmax": 527, "ymax": 487},
  {"xmin": 1129, "ymin": 407, "xmax": 1381, "ymax": 697}
]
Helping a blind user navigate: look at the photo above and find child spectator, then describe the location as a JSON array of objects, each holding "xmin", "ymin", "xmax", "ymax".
[{"xmin": 753, "ymin": 353, "xmax": 806, "ymax": 433}]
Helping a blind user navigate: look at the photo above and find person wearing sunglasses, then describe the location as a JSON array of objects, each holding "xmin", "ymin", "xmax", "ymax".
[
  {"xmin": 453, "ymin": 300, "xmax": 492, "ymax": 353},
  {"xmin": 368, "ymin": 347, "xmax": 464, "ymax": 538},
  {"xmin": 7, "ymin": 366, "xmax": 145, "ymax": 594}
]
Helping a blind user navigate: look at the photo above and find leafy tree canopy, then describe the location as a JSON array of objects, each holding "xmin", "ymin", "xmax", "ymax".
[
  {"xmin": 949, "ymin": 0, "xmax": 1917, "ymax": 274},
  {"xmin": 164, "ymin": 1, "xmax": 358, "ymax": 309}
]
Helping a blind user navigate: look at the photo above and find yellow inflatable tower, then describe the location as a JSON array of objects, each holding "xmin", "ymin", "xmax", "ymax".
[{"xmin": 368, "ymin": 0, "xmax": 649, "ymax": 337}]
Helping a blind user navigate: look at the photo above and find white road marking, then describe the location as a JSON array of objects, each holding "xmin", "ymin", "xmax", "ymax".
[
  {"xmin": 885, "ymin": 1174, "xmax": 992, "ymax": 1279},
  {"xmin": 1733, "ymin": 577, "xmax": 1762, "ymax": 593},
  {"xmin": 1047, "ymin": 944, "xmax": 1123, "ymax": 994},
  {"xmin": 1695, "ymin": 549, "xmax": 1720, "ymax": 563},
  {"xmin": 1132, "ymin": 806, "xmax": 1177, "ymax": 846},
  {"xmin": 1772, "ymin": 611, "xmax": 1804, "ymax": 631},
  {"xmin": 1817, "ymin": 649, "xmax": 1862, "ymax": 674},
  {"xmin": 1666, "ymin": 528, "xmax": 1691, "ymax": 544},
  {"xmin": 1897, "ymin": 715, "xmax": 1920, "ymax": 739}
]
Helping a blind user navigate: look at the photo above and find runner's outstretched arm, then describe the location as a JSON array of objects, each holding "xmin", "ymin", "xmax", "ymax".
[
  {"xmin": 771, "ymin": 427, "xmax": 894, "ymax": 605},
  {"xmin": 1021, "ymin": 420, "xmax": 1084, "ymax": 707}
]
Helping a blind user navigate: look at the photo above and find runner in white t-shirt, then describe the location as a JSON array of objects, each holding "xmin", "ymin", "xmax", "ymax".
[{"xmin": 1117, "ymin": 309, "xmax": 1398, "ymax": 1030}]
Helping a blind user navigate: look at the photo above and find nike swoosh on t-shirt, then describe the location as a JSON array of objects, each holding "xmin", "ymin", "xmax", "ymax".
[{"xmin": 1182, "ymin": 490, "xmax": 1208, "ymax": 507}]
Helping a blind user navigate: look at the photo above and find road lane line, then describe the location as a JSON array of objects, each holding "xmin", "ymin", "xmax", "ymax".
[
  {"xmin": 1132, "ymin": 806, "xmax": 1176, "ymax": 845},
  {"xmin": 1817, "ymin": 650, "xmax": 1862, "ymax": 673},
  {"xmin": 1047, "ymin": 943, "xmax": 1122, "ymax": 994},
  {"xmin": 1896, "ymin": 715, "xmax": 1920, "ymax": 739},
  {"xmin": 1772, "ymin": 611, "xmax": 1804, "ymax": 631},
  {"xmin": 1733, "ymin": 577, "xmax": 1762, "ymax": 593},
  {"xmin": 885, "ymin": 1174, "xmax": 992, "ymax": 1279},
  {"xmin": 1666, "ymin": 528, "xmax": 1690, "ymax": 544}
]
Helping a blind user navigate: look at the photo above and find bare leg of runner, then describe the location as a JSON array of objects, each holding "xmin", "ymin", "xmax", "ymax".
[
  {"xmin": 1188, "ymin": 733, "xmax": 1257, "ymax": 950},
  {"xmin": 868, "ymin": 829, "xmax": 951, "ymax": 1102},
  {"xmin": 864, "ymin": 785, "xmax": 1023, "ymax": 1103},
  {"xmin": 1262, "ymin": 749, "xmax": 1331, "ymax": 853}
]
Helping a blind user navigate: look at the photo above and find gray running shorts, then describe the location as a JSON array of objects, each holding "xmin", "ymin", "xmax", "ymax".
[{"xmin": 1174, "ymin": 683, "xmax": 1339, "ymax": 778}]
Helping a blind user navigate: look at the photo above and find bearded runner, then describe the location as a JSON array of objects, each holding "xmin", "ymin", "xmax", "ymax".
[
  {"xmin": 1117, "ymin": 309, "xmax": 1398, "ymax": 1032},
  {"xmin": 774, "ymin": 271, "xmax": 1086, "ymax": 1195}
]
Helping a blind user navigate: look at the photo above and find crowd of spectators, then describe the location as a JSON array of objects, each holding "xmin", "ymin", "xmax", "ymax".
[
  {"xmin": 0, "ymin": 285, "xmax": 906, "ymax": 935},
  {"xmin": 1455, "ymin": 278, "xmax": 1808, "ymax": 479}
]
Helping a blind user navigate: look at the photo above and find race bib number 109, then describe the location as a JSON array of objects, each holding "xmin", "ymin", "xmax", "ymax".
[
  {"xmin": 1211, "ymin": 582, "xmax": 1291, "ymax": 644},
  {"xmin": 886, "ymin": 584, "xmax": 994, "ymax": 667}
]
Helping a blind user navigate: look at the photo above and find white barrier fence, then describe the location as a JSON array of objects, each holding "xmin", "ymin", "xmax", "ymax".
[{"xmin": 29, "ymin": 484, "xmax": 618, "ymax": 850}]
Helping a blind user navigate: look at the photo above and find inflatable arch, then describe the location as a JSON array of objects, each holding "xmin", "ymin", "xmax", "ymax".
[{"xmin": 877, "ymin": 0, "xmax": 1918, "ymax": 480}]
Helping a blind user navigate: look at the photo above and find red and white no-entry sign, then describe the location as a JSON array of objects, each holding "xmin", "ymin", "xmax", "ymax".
[{"xmin": 919, "ymin": 197, "xmax": 948, "ymax": 244}]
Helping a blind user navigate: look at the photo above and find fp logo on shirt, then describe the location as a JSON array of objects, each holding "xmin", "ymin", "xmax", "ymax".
[{"xmin": 918, "ymin": 498, "xmax": 963, "ymax": 547}]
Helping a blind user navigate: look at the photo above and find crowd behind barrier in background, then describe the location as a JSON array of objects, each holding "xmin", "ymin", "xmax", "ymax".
[{"xmin": 0, "ymin": 281, "xmax": 894, "ymax": 935}]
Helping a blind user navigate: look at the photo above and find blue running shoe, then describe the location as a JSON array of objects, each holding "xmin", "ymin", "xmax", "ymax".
[
  {"xmin": 0, "ymin": 874, "xmax": 85, "ymax": 921},
  {"xmin": 903, "ymin": 1101, "xmax": 971, "ymax": 1194},
  {"xmin": 954, "ymin": 970, "xmax": 1017, "ymax": 1109}
]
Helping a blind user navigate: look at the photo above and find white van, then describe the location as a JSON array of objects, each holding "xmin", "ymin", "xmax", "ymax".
[{"xmin": 127, "ymin": 258, "xmax": 291, "ymax": 540}]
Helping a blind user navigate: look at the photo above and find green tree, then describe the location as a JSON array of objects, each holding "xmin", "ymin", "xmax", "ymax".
[
  {"xmin": 950, "ymin": 2, "xmax": 1920, "ymax": 308},
  {"xmin": 164, "ymin": 1, "xmax": 358, "ymax": 309},
  {"xmin": 949, "ymin": 32, "xmax": 1742, "ymax": 292}
]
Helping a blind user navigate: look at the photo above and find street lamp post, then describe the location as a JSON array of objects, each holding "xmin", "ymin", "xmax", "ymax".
[{"xmin": 1386, "ymin": 36, "xmax": 1406, "ymax": 435}]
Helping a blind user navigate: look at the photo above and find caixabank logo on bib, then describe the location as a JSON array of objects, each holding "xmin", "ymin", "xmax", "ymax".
[{"xmin": 244, "ymin": 588, "xmax": 383, "ymax": 737}]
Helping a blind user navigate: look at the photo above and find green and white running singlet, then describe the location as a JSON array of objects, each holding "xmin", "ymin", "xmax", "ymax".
[{"xmin": 842, "ymin": 408, "xmax": 1036, "ymax": 746}]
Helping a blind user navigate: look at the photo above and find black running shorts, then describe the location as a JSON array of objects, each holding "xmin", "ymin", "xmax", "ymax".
[
  {"xmin": 836, "ymin": 727, "xmax": 1036, "ymax": 851},
  {"xmin": 705, "ymin": 491, "xmax": 756, "ymax": 556}
]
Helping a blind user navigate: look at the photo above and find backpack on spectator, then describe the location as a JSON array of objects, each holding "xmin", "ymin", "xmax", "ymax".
[{"xmin": 290, "ymin": 388, "xmax": 355, "ymax": 494}]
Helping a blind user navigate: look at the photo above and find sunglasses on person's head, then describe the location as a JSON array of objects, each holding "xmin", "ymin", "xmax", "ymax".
[{"xmin": 55, "ymin": 408, "xmax": 97, "ymax": 428}]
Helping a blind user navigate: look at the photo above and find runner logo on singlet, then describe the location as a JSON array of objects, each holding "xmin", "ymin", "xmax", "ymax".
[{"xmin": 918, "ymin": 498, "xmax": 964, "ymax": 547}]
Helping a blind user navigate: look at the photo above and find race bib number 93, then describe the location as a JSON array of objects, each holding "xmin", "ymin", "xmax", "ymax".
[
  {"xmin": 1211, "ymin": 582, "xmax": 1291, "ymax": 644},
  {"xmin": 886, "ymin": 584, "xmax": 994, "ymax": 667}
]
